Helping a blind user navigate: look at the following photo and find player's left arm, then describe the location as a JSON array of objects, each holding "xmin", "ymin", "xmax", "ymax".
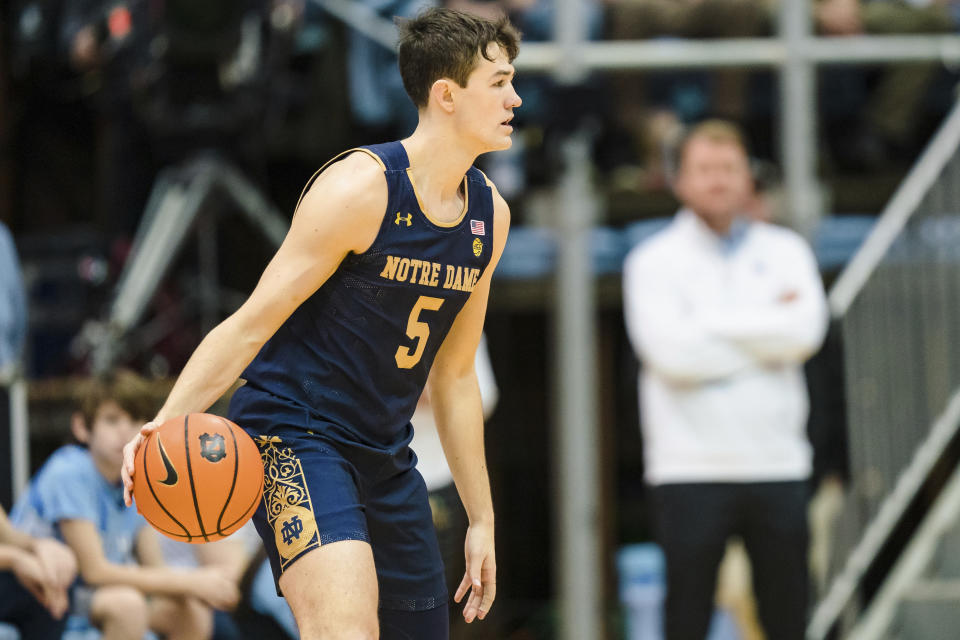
[{"xmin": 428, "ymin": 184, "xmax": 509, "ymax": 624}]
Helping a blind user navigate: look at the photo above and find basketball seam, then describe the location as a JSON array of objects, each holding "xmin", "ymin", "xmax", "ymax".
[
  {"xmin": 224, "ymin": 489, "xmax": 262, "ymax": 536},
  {"xmin": 183, "ymin": 414, "xmax": 210, "ymax": 543},
  {"xmin": 215, "ymin": 417, "xmax": 240, "ymax": 535},
  {"xmin": 148, "ymin": 487, "xmax": 262, "ymax": 540},
  {"xmin": 142, "ymin": 433, "xmax": 193, "ymax": 542}
]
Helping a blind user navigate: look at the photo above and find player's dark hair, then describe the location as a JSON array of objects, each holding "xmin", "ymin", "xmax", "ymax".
[
  {"xmin": 74, "ymin": 369, "xmax": 158, "ymax": 428},
  {"xmin": 397, "ymin": 7, "xmax": 520, "ymax": 109}
]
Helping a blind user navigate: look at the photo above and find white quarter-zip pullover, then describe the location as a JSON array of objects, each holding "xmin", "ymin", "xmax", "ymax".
[{"xmin": 623, "ymin": 209, "xmax": 829, "ymax": 484}]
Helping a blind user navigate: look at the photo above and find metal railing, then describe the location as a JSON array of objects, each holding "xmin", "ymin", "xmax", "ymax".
[
  {"xmin": 809, "ymin": 96, "xmax": 960, "ymax": 639},
  {"xmin": 1, "ymin": 372, "xmax": 29, "ymax": 503}
]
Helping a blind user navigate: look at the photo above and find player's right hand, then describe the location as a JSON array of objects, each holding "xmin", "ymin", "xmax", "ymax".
[
  {"xmin": 121, "ymin": 421, "xmax": 160, "ymax": 507},
  {"xmin": 190, "ymin": 567, "xmax": 241, "ymax": 611},
  {"xmin": 456, "ymin": 521, "xmax": 496, "ymax": 623}
]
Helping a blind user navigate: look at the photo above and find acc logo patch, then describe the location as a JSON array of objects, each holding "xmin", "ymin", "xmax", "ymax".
[
  {"xmin": 472, "ymin": 237, "xmax": 483, "ymax": 257},
  {"xmin": 274, "ymin": 505, "xmax": 318, "ymax": 560},
  {"xmin": 198, "ymin": 433, "xmax": 226, "ymax": 463}
]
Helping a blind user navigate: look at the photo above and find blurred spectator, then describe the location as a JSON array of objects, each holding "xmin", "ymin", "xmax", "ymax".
[
  {"xmin": 0, "ymin": 505, "xmax": 76, "ymax": 639},
  {"xmin": 0, "ymin": 221, "xmax": 27, "ymax": 511},
  {"xmin": 410, "ymin": 334, "xmax": 498, "ymax": 637},
  {"xmin": 157, "ymin": 527, "xmax": 254, "ymax": 640},
  {"xmin": 0, "ymin": 222, "xmax": 27, "ymax": 383},
  {"xmin": 157, "ymin": 520, "xmax": 301, "ymax": 639},
  {"xmin": 606, "ymin": 0, "xmax": 771, "ymax": 189},
  {"xmin": 61, "ymin": 0, "xmax": 276, "ymax": 241},
  {"xmin": 347, "ymin": 0, "xmax": 433, "ymax": 142},
  {"xmin": 159, "ymin": 520, "xmax": 304, "ymax": 639},
  {"xmin": 10, "ymin": 370, "xmax": 240, "ymax": 639},
  {"xmin": 622, "ymin": 120, "xmax": 828, "ymax": 640},
  {"xmin": 60, "ymin": 0, "xmax": 157, "ymax": 241},
  {"xmin": 817, "ymin": 0, "xmax": 954, "ymax": 171},
  {"xmin": 243, "ymin": 550, "xmax": 299, "ymax": 639},
  {"xmin": 449, "ymin": 0, "xmax": 606, "ymax": 201}
]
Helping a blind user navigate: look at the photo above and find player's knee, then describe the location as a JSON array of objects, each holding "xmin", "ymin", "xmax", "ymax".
[{"xmin": 90, "ymin": 585, "xmax": 149, "ymax": 636}]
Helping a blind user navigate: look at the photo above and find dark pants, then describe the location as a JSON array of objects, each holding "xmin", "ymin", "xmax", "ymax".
[
  {"xmin": 0, "ymin": 571, "xmax": 67, "ymax": 640},
  {"xmin": 650, "ymin": 481, "xmax": 809, "ymax": 640}
]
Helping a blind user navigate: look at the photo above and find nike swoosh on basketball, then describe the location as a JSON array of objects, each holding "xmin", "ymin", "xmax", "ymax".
[{"xmin": 157, "ymin": 438, "xmax": 179, "ymax": 486}]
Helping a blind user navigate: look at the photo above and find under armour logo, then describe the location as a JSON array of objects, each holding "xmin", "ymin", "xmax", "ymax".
[
  {"xmin": 395, "ymin": 212, "xmax": 412, "ymax": 227},
  {"xmin": 281, "ymin": 515, "xmax": 304, "ymax": 545}
]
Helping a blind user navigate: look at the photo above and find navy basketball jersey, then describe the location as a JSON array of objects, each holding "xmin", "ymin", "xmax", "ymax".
[{"xmin": 240, "ymin": 141, "xmax": 495, "ymax": 447}]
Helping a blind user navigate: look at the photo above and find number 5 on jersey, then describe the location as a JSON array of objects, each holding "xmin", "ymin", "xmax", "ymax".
[{"xmin": 395, "ymin": 295, "xmax": 444, "ymax": 369}]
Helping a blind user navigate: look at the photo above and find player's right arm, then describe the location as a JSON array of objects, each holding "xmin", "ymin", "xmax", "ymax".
[{"xmin": 122, "ymin": 152, "xmax": 387, "ymax": 504}]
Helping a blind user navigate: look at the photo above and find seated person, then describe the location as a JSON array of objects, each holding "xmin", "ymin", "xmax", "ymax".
[
  {"xmin": 0, "ymin": 505, "xmax": 76, "ymax": 639},
  {"xmin": 158, "ymin": 522, "xmax": 297, "ymax": 640},
  {"xmin": 11, "ymin": 370, "xmax": 239, "ymax": 640}
]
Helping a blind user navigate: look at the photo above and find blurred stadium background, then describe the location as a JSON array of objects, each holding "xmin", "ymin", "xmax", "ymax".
[{"xmin": 4, "ymin": 0, "xmax": 960, "ymax": 638}]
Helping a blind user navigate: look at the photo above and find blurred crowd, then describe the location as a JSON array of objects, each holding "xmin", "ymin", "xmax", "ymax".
[
  {"xmin": 6, "ymin": 0, "xmax": 959, "ymax": 236},
  {"xmin": 1, "ymin": 0, "xmax": 960, "ymax": 638}
]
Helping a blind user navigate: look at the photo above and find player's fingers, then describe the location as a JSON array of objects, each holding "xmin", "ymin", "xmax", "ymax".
[
  {"xmin": 463, "ymin": 583, "xmax": 483, "ymax": 623},
  {"xmin": 121, "ymin": 463, "xmax": 133, "ymax": 507},
  {"xmin": 121, "ymin": 433, "xmax": 145, "ymax": 506},
  {"xmin": 454, "ymin": 572, "xmax": 471, "ymax": 603},
  {"xmin": 477, "ymin": 580, "xmax": 496, "ymax": 620},
  {"xmin": 468, "ymin": 551, "xmax": 483, "ymax": 591},
  {"xmin": 122, "ymin": 434, "xmax": 142, "ymax": 476}
]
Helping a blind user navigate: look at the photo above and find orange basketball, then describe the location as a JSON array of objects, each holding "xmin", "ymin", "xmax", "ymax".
[{"xmin": 133, "ymin": 413, "xmax": 263, "ymax": 543}]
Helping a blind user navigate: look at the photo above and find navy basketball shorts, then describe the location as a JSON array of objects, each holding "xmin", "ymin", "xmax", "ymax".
[{"xmin": 227, "ymin": 384, "xmax": 448, "ymax": 612}]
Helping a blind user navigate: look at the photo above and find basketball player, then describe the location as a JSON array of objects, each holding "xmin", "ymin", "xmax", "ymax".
[{"xmin": 121, "ymin": 8, "xmax": 520, "ymax": 639}]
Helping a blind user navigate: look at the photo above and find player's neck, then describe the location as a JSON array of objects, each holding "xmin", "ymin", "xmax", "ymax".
[{"xmin": 401, "ymin": 132, "xmax": 475, "ymax": 220}]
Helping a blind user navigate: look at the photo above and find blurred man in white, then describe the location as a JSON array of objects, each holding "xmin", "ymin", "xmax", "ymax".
[{"xmin": 622, "ymin": 119, "xmax": 828, "ymax": 640}]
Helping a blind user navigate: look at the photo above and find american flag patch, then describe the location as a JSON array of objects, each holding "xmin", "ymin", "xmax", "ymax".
[{"xmin": 470, "ymin": 219, "xmax": 485, "ymax": 236}]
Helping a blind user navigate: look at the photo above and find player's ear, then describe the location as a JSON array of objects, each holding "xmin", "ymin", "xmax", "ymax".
[
  {"xmin": 430, "ymin": 78, "xmax": 456, "ymax": 114},
  {"xmin": 71, "ymin": 411, "xmax": 91, "ymax": 445}
]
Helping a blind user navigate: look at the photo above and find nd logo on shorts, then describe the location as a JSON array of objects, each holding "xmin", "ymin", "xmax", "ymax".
[
  {"xmin": 256, "ymin": 436, "xmax": 320, "ymax": 565},
  {"xmin": 274, "ymin": 505, "xmax": 318, "ymax": 559}
]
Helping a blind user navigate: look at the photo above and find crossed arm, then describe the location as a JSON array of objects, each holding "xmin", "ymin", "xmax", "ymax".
[{"xmin": 623, "ymin": 239, "xmax": 828, "ymax": 385}]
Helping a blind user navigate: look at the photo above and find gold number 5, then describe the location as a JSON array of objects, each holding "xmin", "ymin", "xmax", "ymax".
[{"xmin": 395, "ymin": 295, "xmax": 444, "ymax": 369}]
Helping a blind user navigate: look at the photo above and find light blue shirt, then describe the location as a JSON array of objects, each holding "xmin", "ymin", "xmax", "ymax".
[
  {"xmin": 11, "ymin": 445, "xmax": 147, "ymax": 567},
  {"xmin": 0, "ymin": 222, "xmax": 27, "ymax": 371}
]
